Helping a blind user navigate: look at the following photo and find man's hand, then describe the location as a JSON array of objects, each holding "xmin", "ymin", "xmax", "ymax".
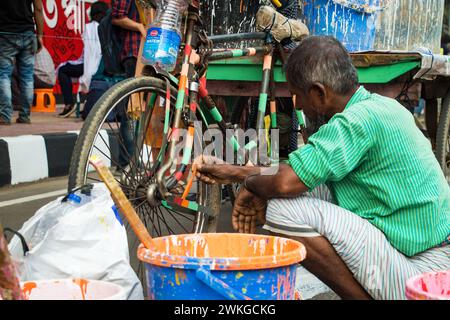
[
  {"xmin": 138, "ymin": 24, "xmax": 147, "ymax": 38},
  {"xmin": 193, "ymin": 156, "xmax": 259, "ymax": 185},
  {"xmin": 232, "ymin": 188, "xmax": 267, "ymax": 234},
  {"xmin": 33, "ymin": 0, "xmax": 44, "ymax": 53},
  {"xmin": 36, "ymin": 35, "xmax": 44, "ymax": 53}
]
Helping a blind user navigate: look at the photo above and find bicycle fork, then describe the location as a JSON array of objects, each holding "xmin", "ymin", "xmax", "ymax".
[{"xmin": 155, "ymin": 16, "xmax": 197, "ymax": 200}]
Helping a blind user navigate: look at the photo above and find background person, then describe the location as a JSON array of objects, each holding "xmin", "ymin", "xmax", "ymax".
[
  {"xmin": 0, "ymin": 0, "xmax": 44, "ymax": 125},
  {"xmin": 57, "ymin": 1, "xmax": 109, "ymax": 118},
  {"xmin": 12, "ymin": 46, "xmax": 56, "ymax": 109},
  {"xmin": 110, "ymin": 0, "xmax": 146, "ymax": 168},
  {"xmin": 111, "ymin": 0, "xmax": 146, "ymax": 79}
]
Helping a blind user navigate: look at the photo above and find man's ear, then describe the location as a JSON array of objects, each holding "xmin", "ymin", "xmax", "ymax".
[{"xmin": 308, "ymin": 83, "xmax": 327, "ymax": 107}]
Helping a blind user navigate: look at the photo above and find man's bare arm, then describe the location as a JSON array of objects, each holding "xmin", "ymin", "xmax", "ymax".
[
  {"xmin": 112, "ymin": 17, "xmax": 146, "ymax": 37},
  {"xmin": 245, "ymin": 164, "xmax": 309, "ymax": 199},
  {"xmin": 33, "ymin": 0, "xmax": 44, "ymax": 51}
]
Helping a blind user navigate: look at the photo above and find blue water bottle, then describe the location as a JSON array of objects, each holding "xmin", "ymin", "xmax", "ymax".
[{"xmin": 142, "ymin": 0, "xmax": 189, "ymax": 72}]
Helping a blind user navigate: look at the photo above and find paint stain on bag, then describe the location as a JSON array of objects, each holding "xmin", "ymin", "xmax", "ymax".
[
  {"xmin": 22, "ymin": 282, "xmax": 37, "ymax": 300},
  {"xmin": 73, "ymin": 279, "xmax": 89, "ymax": 300}
]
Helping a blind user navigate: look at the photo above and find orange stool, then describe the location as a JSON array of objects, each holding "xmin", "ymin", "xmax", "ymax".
[{"xmin": 32, "ymin": 89, "xmax": 56, "ymax": 113}]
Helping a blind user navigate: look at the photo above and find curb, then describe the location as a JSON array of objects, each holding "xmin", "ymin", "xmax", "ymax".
[{"xmin": 0, "ymin": 130, "xmax": 118, "ymax": 188}]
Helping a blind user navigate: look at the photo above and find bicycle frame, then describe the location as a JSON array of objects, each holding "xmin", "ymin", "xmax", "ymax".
[{"xmin": 138, "ymin": 4, "xmax": 306, "ymax": 205}]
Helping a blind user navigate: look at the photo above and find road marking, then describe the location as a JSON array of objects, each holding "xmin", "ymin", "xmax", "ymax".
[{"xmin": 0, "ymin": 189, "xmax": 67, "ymax": 208}]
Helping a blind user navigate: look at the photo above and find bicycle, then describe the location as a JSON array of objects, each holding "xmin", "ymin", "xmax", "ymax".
[{"xmin": 68, "ymin": 0, "xmax": 306, "ymax": 235}]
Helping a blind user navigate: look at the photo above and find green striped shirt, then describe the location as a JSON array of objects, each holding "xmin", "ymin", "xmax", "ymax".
[{"xmin": 289, "ymin": 86, "xmax": 450, "ymax": 257}]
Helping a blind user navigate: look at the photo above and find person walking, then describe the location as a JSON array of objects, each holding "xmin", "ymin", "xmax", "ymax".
[
  {"xmin": 110, "ymin": 0, "xmax": 147, "ymax": 168},
  {"xmin": 0, "ymin": 0, "xmax": 44, "ymax": 125}
]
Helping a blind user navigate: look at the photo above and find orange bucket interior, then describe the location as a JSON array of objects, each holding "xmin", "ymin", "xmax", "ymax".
[{"xmin": 138, "ymin": 233, "xmax": 307, "ymax": 271}]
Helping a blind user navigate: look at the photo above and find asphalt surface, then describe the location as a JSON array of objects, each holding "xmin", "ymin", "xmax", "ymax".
[{"xmin": 0, "ymin": 177, "xmax": 69, "ymax": 232}]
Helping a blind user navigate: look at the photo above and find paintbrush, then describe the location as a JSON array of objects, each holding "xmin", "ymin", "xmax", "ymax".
[{"xmin": 89, "ymin": 155, "xmax": 155, "ymax": 250}]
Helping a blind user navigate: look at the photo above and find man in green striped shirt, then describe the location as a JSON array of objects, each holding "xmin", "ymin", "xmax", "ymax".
[{"xmin": 195, "ymin": 36, "xmax": 450, "ymax": 300}]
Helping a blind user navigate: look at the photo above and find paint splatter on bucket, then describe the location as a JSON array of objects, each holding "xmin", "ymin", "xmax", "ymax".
[
  {"xmin": 138, "ymin": 233, "xmax": 307, "ymax": 300},
  {"xmin": 406, "ymin": 270, "xmax": 450, "ymax": 300},
  {"xmin": 21, "ymin": 279, "xmax": 126, "ymax": 300}
]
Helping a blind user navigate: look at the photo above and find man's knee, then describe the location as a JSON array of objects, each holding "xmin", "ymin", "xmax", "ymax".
[
  {"xmin": 267, "ymin": 197, "xmax": 314, "ymax": 221},
  {"xmin": 16, "ymin": 62, "xmax": 35, "ymax": 83},
  {"xmin": 0, "ymin": 62, "xmax": 13, "ymax": 80},
  {"xmin": 267, "ymin": 198, "xmax": 286, "ymax": 215}
]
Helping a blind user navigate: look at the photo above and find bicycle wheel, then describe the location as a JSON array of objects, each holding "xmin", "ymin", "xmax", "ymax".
[
  {"xmin": 436, "ymin": 91, "xmax": 450, "ymax": 182},
  {"xmin": 68, "ymin": 76, "xmax": 221, "ymax": 291}
]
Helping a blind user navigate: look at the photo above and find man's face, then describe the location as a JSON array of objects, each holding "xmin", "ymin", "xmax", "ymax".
[
  {"xmin": 289, "ymin": 83, "xmax": 333, "ymax": 132},
  {"xmin": 289, "ymin": 84, "xmax": 319, "ymax": 121}
]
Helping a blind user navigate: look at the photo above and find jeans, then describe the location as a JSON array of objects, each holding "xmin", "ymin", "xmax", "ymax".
[
  {"xmin": 118, "ymin": 57, "xmax": 137, "ymax": 167},
  {"xmin": 0, "ymin": 32, "xmax": 36, "ymax": 122},
  {"xmin": 58, "ymin": 62, "xmax": 84, "ymax": 106}
]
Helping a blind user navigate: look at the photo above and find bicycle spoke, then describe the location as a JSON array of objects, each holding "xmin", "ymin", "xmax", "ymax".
[
  {"xmin": 92, "ymin": 144, "xmax": 139, "ymax": 186},
  {"xmin": 128, "ymin": 195, "xmax": 147, "ymax": 202},
  {"xmin": 161, "ymin": 207, "xmax": 191, "ymax": 233},
  {"xmin": 128, "ymin": 96, "xmax": 152, "ymax": 180},
  {"xmin": 155, "ymin": 207, "xmax": 177, "ymax": 234},
  {"xmin": 106, "ymin": 111, "xmax": 143, "ymax": 181},
  {"xmin": 166, "ymin": 208, "xmax": 196, "ymax": 222},
  {"xmin": 86, "ymin": 177, "xmax": 103, "ymax": 184},
  {"xmin": 143, "ymin": 204, "xmax": 162, "ymax": 237}
]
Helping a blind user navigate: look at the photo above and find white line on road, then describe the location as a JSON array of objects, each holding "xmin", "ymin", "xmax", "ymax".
[{"xmin": 0, "ymin": 189, "xmax": 67, "ymax": 208}]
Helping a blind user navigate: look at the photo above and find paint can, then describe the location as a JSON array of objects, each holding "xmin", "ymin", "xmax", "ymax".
[
  {"xmin": 138, "ymin": 233, "xmax": 307, "ymax": 300},
  {"xmin": 21, "ymin": 279, "xmax": 126, "ymax": 300},
  {"xmin": 405, "ymin": 270, "xmax": 450, "ymax": 300}
]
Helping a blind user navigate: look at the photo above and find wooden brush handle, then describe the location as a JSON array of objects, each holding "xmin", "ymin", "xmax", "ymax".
[{"xmin": 89, "ymin": 156, "xmax": 155, "ymax": 250}]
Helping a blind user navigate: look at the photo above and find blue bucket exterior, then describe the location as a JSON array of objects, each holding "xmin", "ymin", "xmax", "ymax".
[
  {"xmin": 144, "ymin": 263, "xmax": 298, "ymax": 300},
  {"xmin": 303, "ymin": 0, "xmax": 382, "ymax": 52}
]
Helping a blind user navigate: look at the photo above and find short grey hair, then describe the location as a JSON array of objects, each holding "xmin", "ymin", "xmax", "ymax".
[{"xmin": 285, "ymin": 36, "xmax": 359, "ymax": 95}]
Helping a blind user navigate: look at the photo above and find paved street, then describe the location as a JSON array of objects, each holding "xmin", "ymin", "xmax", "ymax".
[
  {"xmin": 0, "ymin": 177, "xmax": 68, "ymax": 232},
  {"xmin": 0, "ymin": 110, "xmax": 84, "ymax": 138}
]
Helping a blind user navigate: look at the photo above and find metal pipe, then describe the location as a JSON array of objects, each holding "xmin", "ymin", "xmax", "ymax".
[
  {"xmin": 207, "ymin": 45, "xmax": 272, "ymax": 62},
  {"xmin": 209, "ymin": 32, "xmax": 267, "ymax": 44}
]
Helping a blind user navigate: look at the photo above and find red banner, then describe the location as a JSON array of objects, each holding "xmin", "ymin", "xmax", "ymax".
[{"xmin": 43, "ymin": 0, "xmax": 111, "ymax": 68}]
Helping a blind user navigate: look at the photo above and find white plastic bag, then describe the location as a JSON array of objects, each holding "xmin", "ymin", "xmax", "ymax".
[{"xmin": 8, "ymin": 183, "xmax": 144, "ymax": 300}]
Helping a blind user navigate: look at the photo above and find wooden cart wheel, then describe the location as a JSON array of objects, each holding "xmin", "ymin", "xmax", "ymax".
[{"xmin": 436, "ymin": 90, "xmax": 450, "ymax": 182}]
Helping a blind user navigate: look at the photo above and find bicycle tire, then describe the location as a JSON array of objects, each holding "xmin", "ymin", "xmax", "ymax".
[{"xmin": 436, "ymin": 90, "xmax": 450, "ymax": 180}]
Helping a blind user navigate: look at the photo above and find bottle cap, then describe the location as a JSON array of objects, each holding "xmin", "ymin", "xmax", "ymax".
[{"xmin": 67, "ymin": 193, "xmax": 82, "ymax": 204}]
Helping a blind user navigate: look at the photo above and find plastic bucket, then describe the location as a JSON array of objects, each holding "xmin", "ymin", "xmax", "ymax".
[
  {"xmin": 405, "ymin": 270, "xmax": 450, "ymax": 300},
  {"xmin": 138, "ymin": 233, "xmax": 307, "ymax": 300},
  {"xmin": 303, "ymin": 0, "xmax": 386, "ymax": 52},
  {"xmin": 21, "ymin": 279, "xmax": 126, "ymax": 300}
]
